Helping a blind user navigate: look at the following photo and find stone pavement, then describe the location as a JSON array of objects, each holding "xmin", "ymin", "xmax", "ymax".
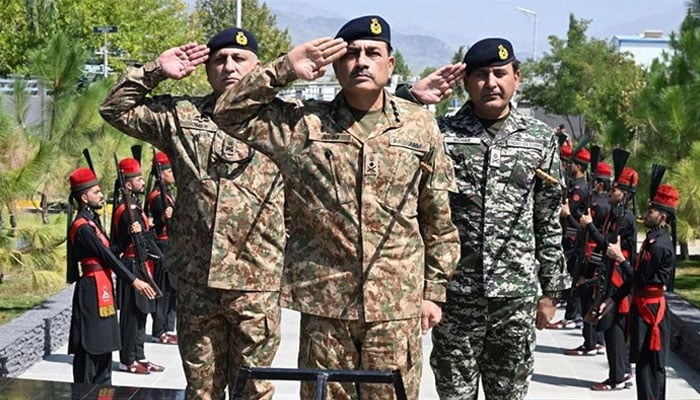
[{"xmin": 18, "ymin": 307, "xmax": 700, "ymax": 399}]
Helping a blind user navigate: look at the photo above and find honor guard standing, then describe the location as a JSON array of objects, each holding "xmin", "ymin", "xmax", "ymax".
[
  {"xmin": 112, "ymin": 157, "xmax": 164, "ymax": 374},
  {"xmin": 603, "ymin": 167, "xmax": 678, "ymax": 400},
  {"xmin": 395, "ymin": 37, "xmax": 568, "ymax": 399},
  {"xmin": 67, "ymin": 167, "xmax": 155, "ymax": 383},
  {"xmin": 581, "ymin": 163, "xmax": 637, "ymax": 390},
  {"xmin": 147, "ymin": 151, "xmax": 178, "ymax": 345},
  {"xmin": 100, "ymin": 28, "xmax": 286, "ymax": 399},
  {"xmin": 213, "ymin": 15, "xmax": 460, "ymax": 400},
  {"xmin": 550, "ymin": 145, "xmax": 591, "ymax": 330}
]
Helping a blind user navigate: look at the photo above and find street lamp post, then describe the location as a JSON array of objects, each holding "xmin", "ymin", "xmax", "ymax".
[
  {"xmin": 93, "ymin": 25, "xmax": 118, "ymax": 77},
  {"xmin": 516, "ymin": 7, "xmax": 537, "ymax": 60},
  {"xmin": 236, "ymin": 0, "xmax": 242, "ymax": 28}
]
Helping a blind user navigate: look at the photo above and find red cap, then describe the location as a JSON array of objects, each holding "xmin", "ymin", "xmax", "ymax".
[
  {"xmin": 560, "ymin": 142, "xmax": 572, "ymax": 161},
  {"xmin": 119, "ymin": 158, "xmax": 141, "ymax": 178},
  {"xmin": 69, "ymin": 167, "xmax": 98, "ymax": 193},
  {"xmin": 573, "ymin": 147, "xmax": 590, "ymax": 165},
  {"xmin": 614, "ymin": 167, "xmax": 638, "ymax": 192},
  {"xmin": 155, "ymin": 151, "xmax": 171, "ymax": 170},
  {"xmin": 649, "ymin": 184, "xmax": 679, "ymax": 213},
  {"xmin": 595, "ymin": 161, "xmax": 612, "ymax": 180}
]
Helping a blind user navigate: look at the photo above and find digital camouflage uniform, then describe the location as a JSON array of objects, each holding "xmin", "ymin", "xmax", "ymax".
[
  {"xmin": 100, "ymin": 60, "xmax": 286, "ymax": 400},
  {"xmin": 428, "ymin": 102, "xmax": 568, "ymax": 400},
  {"xmin": 213, "ymin": 55, "xmax": 460, "ymax": 400}
]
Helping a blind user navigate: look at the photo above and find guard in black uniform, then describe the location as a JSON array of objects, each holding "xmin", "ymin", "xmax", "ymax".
[
  {"xmin": 112, "ymin": 157, "xmax": 164, "ymax": 374},
  {"xmin": 549, "ymin": 144, "xmax": 590, "ymax": 330},
  {"xmin": 146, "ymin": 151, "xmax": 178, "ymax": 345},
  {"xmin": 582, "ymin": 164, "xmax": 638, "ymax": 390},
  {"xmin": 604, "ymin": 173, "xmax": 678, "ymax": 400},
  {"xmin": 67, "ymin": 167, "xmax": 155, "ymax": 383}
]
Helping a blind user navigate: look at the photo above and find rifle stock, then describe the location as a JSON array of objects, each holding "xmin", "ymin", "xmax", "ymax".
[{"xmin": 114, "ymin": 153, "xmax": 163, "ymax": 299}]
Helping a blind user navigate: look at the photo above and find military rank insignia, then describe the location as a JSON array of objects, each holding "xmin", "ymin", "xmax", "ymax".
[
  {"xmin": 498, "ymin": 44, "xmax": 509, "ymax": 60},
  {"xmin": 236, "ymin": 31, "xmax": 248, "ymax": 46},
  {"xmin": 370, "ymin": 18, "xmax": 382, "ymax": 35}
]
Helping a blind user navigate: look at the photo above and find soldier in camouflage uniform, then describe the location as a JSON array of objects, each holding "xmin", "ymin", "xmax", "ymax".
[
  {"xmin": 213, "ymin": 15, "xmax": 460, "ymax": 400},
  {"xmin": 100, "ymin": 28, "xmax": 286, "ymax": 400},
  {"xmin": 397, "ymin": 38, "xmax": 569, "ymax": 400}
]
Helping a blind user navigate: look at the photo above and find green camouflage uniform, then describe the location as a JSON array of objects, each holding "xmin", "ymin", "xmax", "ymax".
[
  {"xmin": 100, "ymin": 60, "xmax": 285, "ymax": 400},
  {"xmin": 213, "ymin": 55, "xmax": 460, "ymax": 400},
  {"xmin": 429, "ymin": 102, "xmax": 568, "ymax": 400}
]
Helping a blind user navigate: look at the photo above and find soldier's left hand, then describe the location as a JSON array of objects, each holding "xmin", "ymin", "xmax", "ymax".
[
  {"xmin": 164, "ymin": 206, "xmax": 173, "ymax": 219},
  {"xmin": 605, "ymin": 238, "xmax": 624, "ymax": 262},
  {"xmin": 421, "ymin": 300, "xmax": 442, "ymax": 334},
  {"xmin": 288, "ymin": 37, "xmax": 347, "ymax": 81},
  {"xmin": 535, "ymin": 295, "xmax": 557, "ymax": 330},
  {"xmin": 579, "ymin": 211, "xmax": 592, "ymax": 227}
]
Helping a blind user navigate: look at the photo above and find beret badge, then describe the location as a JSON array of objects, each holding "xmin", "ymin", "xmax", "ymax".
[
  {"xmin": 235, "ymin": 31, "xmax": 248, "ymax": 46},
  {"xmin": 498, "ymin": 44, "xmax": 509, "ymax": 61},
  {"xmin": 370, "ymin": 18, "xmax": 382, "ymax": 35}
]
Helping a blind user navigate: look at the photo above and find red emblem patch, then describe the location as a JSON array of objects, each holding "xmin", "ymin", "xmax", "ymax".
[{"xmin": 573, "ymin": 194, "xmax": 580, "ymax": 202}]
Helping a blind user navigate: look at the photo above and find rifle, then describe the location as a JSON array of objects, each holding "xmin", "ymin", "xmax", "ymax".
[
  {"xmin": 568, "ymin": 145, "xmax": 600, "ymax": 288},
  {"xmin": 113, "ymin": 153, "xmax": 163, "ymax": 299},
  {"xmin": 149, "ymin": 147, "xmax": 172, "ymax": 228},
  {"xmin": 583, "ymin": 148, "xmax": 631, "ymax": 325}
]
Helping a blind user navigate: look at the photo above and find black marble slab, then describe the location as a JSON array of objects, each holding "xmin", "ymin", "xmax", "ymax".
[{"xmin": 0, "ymin": 377, "xmax": 184, "ymax": 400}]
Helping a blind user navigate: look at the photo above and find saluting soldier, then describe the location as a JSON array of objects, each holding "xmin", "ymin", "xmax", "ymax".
[
  {"xmin": 67, "ymin": 167, "xmax": 155, "ymax": 384},
  {"xmin": 111, "ymin": 157, "xmax": 164, "ymax": 374},
  {"xmin": 603, "ymin": 175, "xmax": 679, "ymax": 400},
  {"xmin": 100, "ymin": 28, "xmax": 286, "ymax": 400},
  {"xmin": 147, "ymin": 151, "xmax": 178, "ymax": 345},
  {"xmin": 213, "ymin": 15, "xmax": 460, "ymax": 400}
]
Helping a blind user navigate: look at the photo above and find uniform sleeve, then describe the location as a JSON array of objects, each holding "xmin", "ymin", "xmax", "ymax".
[
  {"xmin": 99, "ymin": 60, "xmax": 174, "ymax": 150},
  {"xmin": 212, "ymin": 56, "xmax": 301, "ymax": 159},
  {"xmin": 74, "ymin": 224, "xmax": 136, "ymax": 283},
  {"xmin": 418, "ymin": 126, "xmax": 460, "ymax": 302},
  {"xmin": 534, "ymin": 133, "xmax": 569, "ymax": 297}
]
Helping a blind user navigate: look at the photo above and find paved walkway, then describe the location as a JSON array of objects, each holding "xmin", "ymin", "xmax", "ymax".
[{"xmin": 18, "ymin": 307, "xmax": 700, "ymax": 399}]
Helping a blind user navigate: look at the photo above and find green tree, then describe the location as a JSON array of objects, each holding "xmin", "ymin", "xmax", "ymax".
[
  {"xmin": 0, "ymin": 0, "xmax": 191, "ymax": 75},
  {"xmin": 393, "ymin": 49, "xmax": 411, "ymax": 79},
  {"xmin": 520, "ymin": 14, "xmax": 644, "ymax": 143},
  {"xmin": 195, "ymin": 0, "xmax": 292, "ymax": 64}
]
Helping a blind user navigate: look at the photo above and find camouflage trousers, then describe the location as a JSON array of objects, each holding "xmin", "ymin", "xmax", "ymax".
[
  {"xmin": 430, "ymin": 293, "xmax": 538, "ymax": 400},
  {"xmin": 298, "ymin": 314, "xmax": 422, "ymax": 400},
  {"xmin": 176, "ymin": 279, "xmax": 281, "ymax": 400}
]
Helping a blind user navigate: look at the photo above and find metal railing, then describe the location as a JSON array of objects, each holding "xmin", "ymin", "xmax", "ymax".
[{"xmin": 231, "ymin": 367, "xmax": 408, "ymax": 400}]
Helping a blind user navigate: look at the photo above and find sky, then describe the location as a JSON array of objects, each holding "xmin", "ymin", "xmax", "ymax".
[{"xmin": 261, "ymin": 0, "xmax": 690, "ymax": 57}]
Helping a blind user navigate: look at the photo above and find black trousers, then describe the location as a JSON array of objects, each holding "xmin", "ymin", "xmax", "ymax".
[
  {"xmin": 73, "ymin": 345, "xmax": 112, "ymax": 385},
  {"xmin": 635, "ymin": 312, "xmax": 670, "ymax": 400},
  {"xmin": 152, "ymin": 283, "xmax": 177, "ymax": 337},
  {"xmin": 604, "ymin": 310, "xmax": 631, "ymax": 383},
  {"xmin": 119, "ymin": 283, "xmax": 147, "ymax": 364}
]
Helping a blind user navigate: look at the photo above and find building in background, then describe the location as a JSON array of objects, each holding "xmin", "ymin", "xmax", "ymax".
[{"xmin": 611, "ymin": 30, "xmax": 672, "ymax": 68}]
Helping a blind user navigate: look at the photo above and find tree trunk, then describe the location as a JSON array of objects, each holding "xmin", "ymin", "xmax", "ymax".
[
  {"xmin": 40, "ymin": 192, "xmax": 49, "ymax": 225},
  {"xmin": 680, "ymin": 241, "xmax": 690, "ymax": 261}
]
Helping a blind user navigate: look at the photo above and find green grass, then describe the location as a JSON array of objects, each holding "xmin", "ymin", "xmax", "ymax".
[
  {"xmin": 674, "ymin": 258, "xmax": 700, "ymax": 309},
  {"xmin": 0, "ymin": 210, "xmax": 68, "ymax": 325},
  {"xmin": 0, "ymin": 273, "xmax": 66, "ymax": 325}
]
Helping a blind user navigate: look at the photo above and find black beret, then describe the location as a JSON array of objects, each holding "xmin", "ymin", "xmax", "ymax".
[
  {"xmin": 207, "ymin": 27, "xmax": 258, "ymax": 55},
  {"xmin": 335, "ymin": 15, "xmax": 391, "ymax": 47},
  {"xmin": 463, "ymin": 38, "xmax": 516, "ymax": 74}
]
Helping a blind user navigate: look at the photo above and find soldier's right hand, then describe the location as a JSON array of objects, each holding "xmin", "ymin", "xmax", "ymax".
[
  {"xmin": 158, "ymin": 43, "xmax": 210, "ymax": 80},
  {"xmin": 132, "ymin": 278, "xmax": 156, "ymax": 299},
  {"xmin": 129, "ymin": 222, "xmax": 142, "ymax": 234},
  {"xmin": 288, "ymin": 37, "xmax": 347, "ymax": 81},
  {"xmin": 411, "ymin": 63, "xmax": 465, "ymax": 105}
]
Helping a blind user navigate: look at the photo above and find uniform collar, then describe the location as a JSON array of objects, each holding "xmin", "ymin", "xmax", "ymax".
[{"xmin": 330, "ymin": 89, "xmax": 403, "ymax": 140}]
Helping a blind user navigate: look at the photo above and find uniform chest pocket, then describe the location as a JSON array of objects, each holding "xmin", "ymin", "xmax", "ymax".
[
  {"xmin": 377, "ymin": 144, "xmax": 426, "ymax": 214},
  {"xmin": 444, "ymin": 139, "xmax": 485, "ymax": 192},
  {"xmin": 290, "ymin": 141, "xmax": 354, "ymax": 212},
  {"xmin": 498, "ymin": 141, "xmax": 544, "ymax": 190}
]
